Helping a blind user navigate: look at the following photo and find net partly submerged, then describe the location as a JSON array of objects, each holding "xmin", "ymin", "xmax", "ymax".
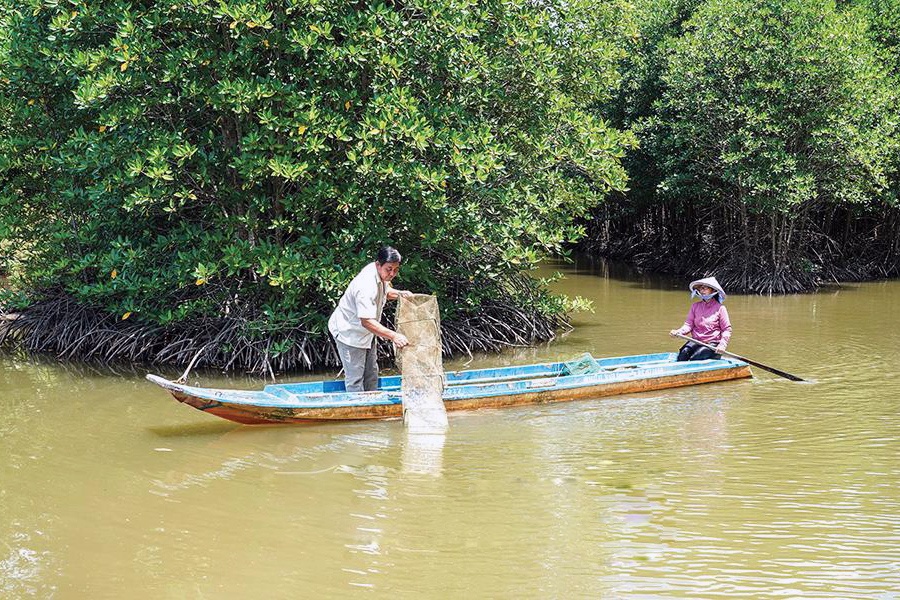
[{"xmin": 397, "ymin": 294, "xmax": 448, "ymax": 433}]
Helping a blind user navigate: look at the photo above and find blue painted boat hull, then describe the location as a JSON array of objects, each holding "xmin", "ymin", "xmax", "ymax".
[{"xmin": 146, "ymin": 352, "xmax": 752, "ymax": 424}]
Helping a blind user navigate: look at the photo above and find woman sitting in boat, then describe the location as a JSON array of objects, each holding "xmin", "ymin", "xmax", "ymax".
[
  {"xmin": 328, "ymin": 246, "xmax": 414, "ymax": 392},
  {"xmin": 669, "ymin": 276, "xmax": 732, "ymax": 361}
]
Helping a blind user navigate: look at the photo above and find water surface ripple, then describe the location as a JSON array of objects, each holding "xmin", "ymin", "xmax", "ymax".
[{"xmin": 1, "ymin": 268, "xmax": 898, "ymax": 598}]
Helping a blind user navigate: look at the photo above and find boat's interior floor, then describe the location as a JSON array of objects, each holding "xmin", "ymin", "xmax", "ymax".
[{"xmin": 263, "ymin": 354, "xmax": 741, "ymax": 398}]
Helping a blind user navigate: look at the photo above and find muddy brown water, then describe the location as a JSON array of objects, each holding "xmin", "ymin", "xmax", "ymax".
[{"xmin": 2, "ymin": 258, "xmax": 898, "ymax": 598}]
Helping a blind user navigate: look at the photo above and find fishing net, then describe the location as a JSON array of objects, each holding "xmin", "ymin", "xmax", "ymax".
[
  {"xmin": 563, "ymin": 352, "xmax": 603, "ymax": 376},
  {"xmin": 396, "ymin": 294, "xmax": 448, "ymax": 432}
]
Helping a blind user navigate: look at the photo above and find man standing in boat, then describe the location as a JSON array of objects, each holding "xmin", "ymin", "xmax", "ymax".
[{"xmin": 328, "ymin": 246, "xmax": 414, "ymax": 392}]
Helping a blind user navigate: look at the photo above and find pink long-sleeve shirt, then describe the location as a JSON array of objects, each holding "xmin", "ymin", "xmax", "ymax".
[{"xmin": 675, "ymin": 299, "xmax": 732, "ymax": 350}]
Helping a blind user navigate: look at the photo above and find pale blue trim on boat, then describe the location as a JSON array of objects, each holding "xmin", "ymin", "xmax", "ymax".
[{"xmin": 162, "ymin": 352, "xmax": 747, "ymax": 409}]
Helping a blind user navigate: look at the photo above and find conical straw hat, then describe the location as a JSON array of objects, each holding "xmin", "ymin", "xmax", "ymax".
[{"xmin": 688, "ymin": 276, "xmax": 726, "ymax": 302}]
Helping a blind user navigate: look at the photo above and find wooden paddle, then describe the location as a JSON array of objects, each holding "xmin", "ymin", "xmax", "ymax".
[{"xmin": 673, "ymin": 333, "xmax": 805, "ymax": 382}]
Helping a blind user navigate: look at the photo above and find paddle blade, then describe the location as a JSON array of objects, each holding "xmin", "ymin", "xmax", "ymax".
[{"xmin": 737, "ymin": 357, "xmax": 805, "ymax": 382}]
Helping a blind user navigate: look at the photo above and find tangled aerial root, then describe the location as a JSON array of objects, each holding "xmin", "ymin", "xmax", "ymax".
[{"xmin": 0, "ymin": 294, "xmax": 567, "ymax": 375}]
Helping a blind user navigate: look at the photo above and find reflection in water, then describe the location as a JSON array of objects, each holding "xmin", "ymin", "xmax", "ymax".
[
  {"xmin": 147, "ymin": 421, "xmax": 240, "ymax": 438},
  {"xmin": 148, "ymin": 429, "xmax": 370, "ymax": 494},
  {"xmin": 2, "ymin": 265, "xmax": 900, "ymax": 597},
  {"xmin": 400, "ymin": 433, "xmax": 446, "ymax": 476}
]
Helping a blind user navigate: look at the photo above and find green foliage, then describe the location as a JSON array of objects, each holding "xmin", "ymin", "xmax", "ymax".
[
  {"xmin": 607, "ymin": 0, "xmax": 702, "ymax": 127},
  {"xmin": 580, "ymin": 0, "xmax": 900, "ymax": 293},
  {"xmin": 849, "ymin": 0, "xmax": 900, "ymax": 76},
  {"xmin": 847, "ymin": 0, "xmax": 900, "ymax": 208},
  {"xmin": 601, "ymin": 0, "xmax": 703, "ymax": 208},
  {"xmin": 0, "ymin": 0, "xmax": 632, "ymax": 345},
  {"xmin": 647, "ymin": 0, "xmax": 898, "ymax": 214}
]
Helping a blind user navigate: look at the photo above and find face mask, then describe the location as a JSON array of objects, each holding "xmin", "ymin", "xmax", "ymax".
[{"xmin": 691, "ymin": 290, "xmax": 717, "ymax": 301}]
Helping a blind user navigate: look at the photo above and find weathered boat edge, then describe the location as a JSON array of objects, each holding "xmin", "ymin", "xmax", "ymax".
[{"xmin": 145, "ymin": 362, "xmax": 752, "ymax": 425}]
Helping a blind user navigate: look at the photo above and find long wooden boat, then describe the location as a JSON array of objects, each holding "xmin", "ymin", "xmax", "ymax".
[{"xmin": 145, "ymin": 352, "xmax": 752, "ymax": 425}]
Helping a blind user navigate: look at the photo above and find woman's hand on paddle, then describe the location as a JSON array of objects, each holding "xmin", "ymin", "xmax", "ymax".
[{"xmin": 669, "ymin": 329, "xmax": 681, "ymax": 337}]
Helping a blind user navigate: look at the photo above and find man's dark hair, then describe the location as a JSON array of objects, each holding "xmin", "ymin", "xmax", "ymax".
[{"xmin": 376, "ymin": 246, "xmax": 402, "ymax": 264}]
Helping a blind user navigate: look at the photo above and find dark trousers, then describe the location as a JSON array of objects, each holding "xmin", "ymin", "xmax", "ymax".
[{"xmin": 677, "ymin": 341, "xmax": 719, "ymax": 362}]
